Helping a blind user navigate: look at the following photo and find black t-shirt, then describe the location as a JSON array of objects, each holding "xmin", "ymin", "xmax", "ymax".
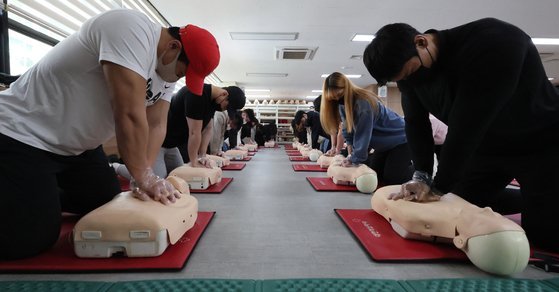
[{"xmin": 163, "ymin": 84, "xmax": 216, "ymax": 148}]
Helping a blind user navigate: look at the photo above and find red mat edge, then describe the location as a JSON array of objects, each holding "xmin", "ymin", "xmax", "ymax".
[
  {"xmin": 292, "ymin": 164, "xmax": 327, "ymax": 172},
  {"xmin": 306, "ymin": 177, "xmax": 358, "ymax": 192},
  {"xmin": 190, "ymin": 177, "xmax": 233, "ymax": 193},
  {"xmin": 221, "ymin": 163, "xmax": 246, "ymax": 171},
  {"xmin": 0, "ymin": 211, "xmax": 215, "ymax": 274},
  {"xmin": 334, "ymin": 209, "xmax": 558, "ymax": 264},
  {"xmin": 334, "ymin": 209, "xmax": 468, "ymax": 263}
]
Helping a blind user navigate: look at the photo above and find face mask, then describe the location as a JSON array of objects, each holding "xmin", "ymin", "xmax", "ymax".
[
  {"xmin": 156, "ymin": 49, "xmax": 180, "ymax": 82},
  {"xmin": 211, "ymin": 99, "xmax": 223, "ymax": 111},
  {"xmin": 407, "ymin": 47, "xmax": 435, "ymax": 84}
]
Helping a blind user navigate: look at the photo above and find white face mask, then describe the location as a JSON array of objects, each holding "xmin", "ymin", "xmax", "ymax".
[{"xmin": 156, "ymin": 49, "xmax": 180, "ymax": 82}]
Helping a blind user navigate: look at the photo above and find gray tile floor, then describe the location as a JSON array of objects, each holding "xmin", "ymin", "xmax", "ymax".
[{"xmin": 0, "ymin": 147, "xmax": 555, "ymax": 281}]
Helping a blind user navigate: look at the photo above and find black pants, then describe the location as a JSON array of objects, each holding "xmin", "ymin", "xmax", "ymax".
[
  {"xmin": 0, "ymin": 133, "xmax": 121, "ymax": 260},
  {"xmin": 365, "ymin": 143, "xmax": 414, "ymax": 185},
  {"xmin": 453, "ymin": 152, "xmax": 559, "ymax": 252}
]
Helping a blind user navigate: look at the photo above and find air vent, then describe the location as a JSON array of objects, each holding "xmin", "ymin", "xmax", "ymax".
[{"xmin": 276, "ymin": 47, "xmax": 318, "ymax": 60}]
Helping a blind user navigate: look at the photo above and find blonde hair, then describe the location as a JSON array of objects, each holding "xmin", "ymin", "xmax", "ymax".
[{"xmin": 320, "ymin": 72, "xmax": 382, "ymax": 135}]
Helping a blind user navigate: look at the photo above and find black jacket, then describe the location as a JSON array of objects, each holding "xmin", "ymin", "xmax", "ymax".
[{"xmin": 398, "ymin": 18, "xmax": 559, "ymax": 192}]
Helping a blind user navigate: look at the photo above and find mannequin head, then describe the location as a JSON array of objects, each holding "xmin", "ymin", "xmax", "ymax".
[
  {"xmin": 453, "ymin": 206, "xmax": 530, "ymax": 276},
  {"xmin": 355, "ymin": 173, "xmax": 378, "ymax": 194},
  {"xmin": 309, "ymin": 149, "xmax": 322, "ymax": 161}
]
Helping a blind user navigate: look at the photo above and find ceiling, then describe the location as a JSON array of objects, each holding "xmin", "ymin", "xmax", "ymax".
[{"xmin": 151, "ymin": 0, "xmax": 559, "ymax": 100}]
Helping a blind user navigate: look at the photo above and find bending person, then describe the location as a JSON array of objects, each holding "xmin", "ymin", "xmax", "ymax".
[
  {"xmin": 0, "ymin": 9, "xmax": 219, "ymax": 259},
  {"xmin": 114, "ymin": 84, "xmax": 245, "ymax": 178},
  {"xmin": 321, "ymin": 72, "xmax": 413, "ymax": 185},
  {"xmin": 240, "ymin": 108, "xmax": 264, "ymax": 145},
  {"xmin": 364, "ymin": 18, "xmax": 559, "ymax": 251},
  {"xmin": 372, "ymin": 185, "xmax": 529, "ymax": 276}
]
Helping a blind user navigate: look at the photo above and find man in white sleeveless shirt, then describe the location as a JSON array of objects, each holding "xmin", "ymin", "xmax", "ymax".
[{"xmin": 0, "ymin": 9, "xmax": 219, "ymax": 259}]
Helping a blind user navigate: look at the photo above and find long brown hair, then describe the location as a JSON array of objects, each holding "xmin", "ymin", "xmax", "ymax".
[{"xmin": 320, "ymin": 72, "xmax": 382, "ymax": 134}]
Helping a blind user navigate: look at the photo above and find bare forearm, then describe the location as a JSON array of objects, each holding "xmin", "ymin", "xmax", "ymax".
[
  {"xmin": 115, "ymin": 114, "xmax": 150, "ymax": 179},
  {"xmin": 146, "ymin": 124, "xmax": 166, "ymax": 166},
  {"xmin": 188, "ymin": 131, "xmax": 202, "ymax": 163},
  {"xmin": 199, "ymin": 125, "xmax": 213, "ymax": 156}
]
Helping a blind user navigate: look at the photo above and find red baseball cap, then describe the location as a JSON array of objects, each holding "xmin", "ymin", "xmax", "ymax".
[{"xmin": 179, "ymin": 25, "xmax": 220, "ymax": 95}]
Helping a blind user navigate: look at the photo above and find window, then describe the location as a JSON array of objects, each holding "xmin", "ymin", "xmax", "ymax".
[{"xmin": 8, "ymin": 29, "xmax": 53, "ymax": 75}]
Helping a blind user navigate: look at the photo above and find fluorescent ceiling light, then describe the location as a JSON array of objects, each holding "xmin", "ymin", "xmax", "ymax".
[
  {"xmin": 246, "ymin": 94, "xmax": 270, "ymax": 98},
  {"xmin": 246, "ymin": 73, "xmax": 288, "ymax": 77},
  {"xmin": 311, "ymin": 90, "xmax": 322, "ymax": 93},
  {"xmin": 549, "ymin": 77, "xmax": 555, "ymax": 81},
  {"xmin": 306, "ymin": 95, "xmax": 319, "ymax": 99},
  {"xmin": 230, "ymin": 32, "xmax": 298, "ymax": 40},
  {"xmin": 245, "ymin": 89, "xmax": 271, "ymax": 92},
  {"xmin": 352, "ymin": 34, "xmax": 374, "ymax": 42},
  {"xmin": 321, "ymin": 74, "xmax": 362, "ymax": 79},
  {"xmin": 532, "ymin": 38, "xmax": 559, "ymax": 45}
]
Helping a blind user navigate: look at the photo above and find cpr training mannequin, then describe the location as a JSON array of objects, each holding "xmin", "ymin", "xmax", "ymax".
[
  {"xmin": 264, "ymin": 140, "xmax": 276, "ymax": 148},
  {"xmin": 206, "ymin": 154, "xmax": 231, "ymax": 168},
  {"xmin": 306, "ymin": 149, "xmax": 323, "ymax": 162},
  {"xmin": 168, "ymin": 162, "xmax": 223, "ymax": 190},
  {"xmin": 327, "ymin": 158, "xmax": 378, "ymax": 193},
  {"xmin": 238, "ymin": 144, "xmax": 258, "ymax": 152},
  {"xmin": 74, "ymin": 176, "xmax": 197, "ymax": 258},
  {"xmin": 223, "ymin": 149, "xmax": 248, "ymax": 160},
  {"xmin": 317, "ymin": 154, "xmax": 344, "ymax": 168},
  {"xmin": 371, "ymin": 185, "xmax": 530, "ymax": 276}
]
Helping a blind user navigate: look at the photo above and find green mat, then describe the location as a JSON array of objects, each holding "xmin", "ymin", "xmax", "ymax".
[
  {"xmin": 0, "ymin": 281, "xmax": 112, "ymax": 292},
  {"xmin": 1, "ymin": 278, "xmax": 558, "ymax": 292},
  {"xmin": 402, "ymin": 278, "xmax": 558, "ymax": 292},
  {"xmin": 106, "ymin": 279, "xmax": 256, "ymax": 292},
  {"xmin": 260, "ymin": 278, "xmax": 404, "ymax": 292}
]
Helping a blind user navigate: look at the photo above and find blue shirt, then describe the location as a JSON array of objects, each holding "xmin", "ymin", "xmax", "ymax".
[{"xmin": 340, "ymin": 98, "xmax": 407, "ymax": 164}]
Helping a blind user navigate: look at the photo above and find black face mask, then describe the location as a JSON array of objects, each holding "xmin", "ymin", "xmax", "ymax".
[
  {"xmin": 407, "ymin": 47, "xmax": 436, "ymax": 84},
  {"xmin": 211, "ymin": 98, "xmax": 225, "ymax": 112}
]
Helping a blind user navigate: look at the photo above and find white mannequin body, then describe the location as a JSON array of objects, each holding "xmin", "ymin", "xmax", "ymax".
[
  {"xmin": 223, "ymin": 149, "xmax": 248, "ymax": 160},
  {"xmin": 327, "ymin": 162, "xmax": 378, "ymax": 193},
  {"xmin": 168, "ymin": 163, "xmax": 222, "ymax": 190},
  {"xmin": 74, "ymin": 176, "xmax": 197, "ymax": 258},
  {"xmin": 206, "ymin": 154, "xmax": 230, "ymax": 167},
  {"xmin": 371, "ymin": 185, "xmax": 530, "ymax": 276}
]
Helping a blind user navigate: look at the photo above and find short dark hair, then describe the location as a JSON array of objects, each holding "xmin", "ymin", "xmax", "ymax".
[
  {"xmin": 168, "ymin": 27, "xmax": 190, "ymax": 65},
  {"xmin": 229, "ymin": 110, "xmax": 243, "ymax": 130},
  {"xmin": 363, "ymin": 23, "xmax": 420, "ymax": 86},
  {"xmin": 313, "ymin": 95, "xmax": 322, "ymax": 113}
]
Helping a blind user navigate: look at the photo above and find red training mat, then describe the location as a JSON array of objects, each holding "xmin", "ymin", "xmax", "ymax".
[
  {"xmin": 0, "ymin": 212, "xmax": 215, "ymax": 273},
  {"xmin": 284, "ymin": 145, "xmax": 296, "ymax": 150},
  {"xmin": 286, "ymin": 152, "xmax": 302, "ymax": 156},
  {"xmin": 306, "ymin": 177, "xmax": 358, "ymax": 192},
  {"xmin": 292, "ymin": 164, "xmax": 327, "ymax": 172},
  {"xmin": 221, "ymin": 163, "xmax": 246, "ymax": 171},
  {"xmin": 248, "ymin": 152, "xmax": 255, "ymax": 156},
  {"xmin": 336, "ymin": 209, "xmax": 559, "ymax": 263},
  {"xmin": 117, "ymin": 175, "xmax": 130, "ymax": 192},
  {"xmin": 289, "ymin": 156, "xmax": 310, "ymax": 161},
  {"xmin": 335, "ymin": 209, "xmax": 467, "ymax": 262},
  {"xmin": 190, "ymin": 177, "xmax": 233, "ymax": 193}
]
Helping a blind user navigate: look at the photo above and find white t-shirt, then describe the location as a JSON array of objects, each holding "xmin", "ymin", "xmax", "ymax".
[{"xmin": 0, "ymin": 9, "xmax": 175, "ymax": 155}]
